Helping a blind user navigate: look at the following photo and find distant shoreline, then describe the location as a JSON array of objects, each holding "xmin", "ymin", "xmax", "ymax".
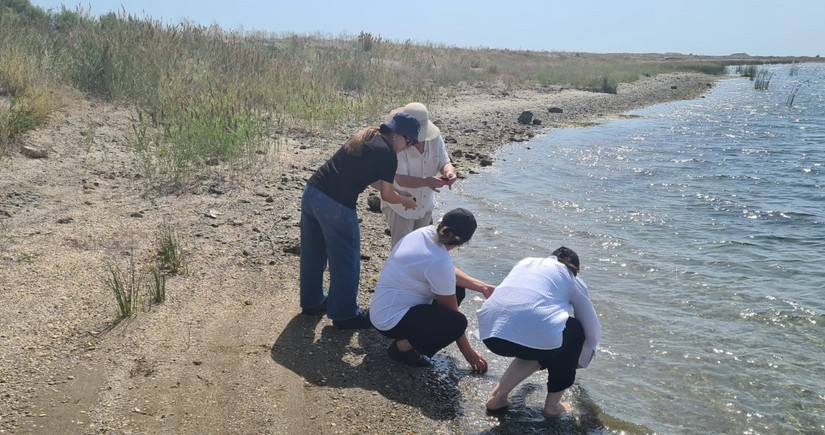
[{"xmin": 430, "ymin": 72, "xmax": 720, "ymax": 176}]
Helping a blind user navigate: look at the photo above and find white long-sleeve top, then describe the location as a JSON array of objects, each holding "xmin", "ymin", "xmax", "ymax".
[
  {"xmin": 476, "ymin": 256, "xmax": 601, "ymax": 368},
  {"xmin": 381, "ymin": 135, "xmax": 450, "ymax": 219}
]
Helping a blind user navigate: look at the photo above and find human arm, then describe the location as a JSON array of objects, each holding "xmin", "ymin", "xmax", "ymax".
[
  {"xmin": 435, "ymin": 136, "xmax": 457, "ymax": 189},
  {"xmin": 455, "ymin": 267, "xmax": 496, "ymax": 299},
  {"xmin": 434, "ymin": 293, "xmax": 488, "ymax": 373},
  {"xmin": 373, "ymin": 180, "xmax": 416, "ymax": 210},
  {"xmin": 570, "ymin": 278, "xmax": 601, "ymax": 368},
  {"xmin": 394, "ymin": 173, "xmax": 447, "ymax": 192}
]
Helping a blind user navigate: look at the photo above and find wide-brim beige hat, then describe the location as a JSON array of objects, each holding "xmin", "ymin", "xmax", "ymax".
[{"xmin": 401, "ymin": 102, "xmax": 440, "ymax": 142}]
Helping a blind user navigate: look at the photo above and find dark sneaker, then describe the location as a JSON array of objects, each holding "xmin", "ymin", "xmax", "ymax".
[
  {"xmin": 332, "ymin": 310, "xmax": 373, "ymax": 330},
  {"xmin": 387, "ymin": 341, "xmax": 431, "ymax": 367},
  {"xmin": 300, "ymin": 298, "xmax": 327, "ymax": 316}
]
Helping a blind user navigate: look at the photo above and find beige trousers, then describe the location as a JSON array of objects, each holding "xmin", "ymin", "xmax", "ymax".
[{"xmin": 382, "ymin": 206, "xmax": 433, "ymax": 248}]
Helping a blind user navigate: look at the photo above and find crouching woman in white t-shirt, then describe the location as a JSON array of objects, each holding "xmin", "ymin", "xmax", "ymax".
[
  {"xmin": 476, "ymin": 247, "xmax": 601, "ymax": 415},
  {"xmin": 369, "ymin": 208, "xmax": 494, "ymax": 372}
]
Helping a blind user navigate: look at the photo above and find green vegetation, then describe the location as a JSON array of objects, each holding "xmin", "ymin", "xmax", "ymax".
[
  {"xmin": 786, "ymin": 85, "xmax": 802, "ymax": 106},
  {"xmin": 754, "ymin": 68, "xmax": 773, "ymax": 90},
  {"xmin": 102, "ymin": 223, "xmax": 185, "ymax": 318},
  {"xmin": 105, "ymin": 259, "xmax": 142, "ymax": 318},
  {"xmin": 1, "ymin": 0, "xmax": 806, "ymax": 190},
  {"xmin": 155, "ymin": 223, "xmax": 187, "ymax": 275},
  {"xmin": 789, "ymin": 63, "xmax": 800, "ymax": 76},
  {"xmin": 148, "ymin": 267, "xmax": 167, "ymax": 305},
  {"xmin": 735, "ymin": 65, "xmax": 759, "ymax": 78},
  {"xmin": 733, "ymin": 64, "xmax": 777, "ymax": 90},
  {"xmin": 0, "ymin": 7, "xmax": 61, "ymax": 149}
]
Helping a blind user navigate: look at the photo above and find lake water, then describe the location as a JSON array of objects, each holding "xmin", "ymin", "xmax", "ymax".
[{"xmin": 438, "ymin": 63, "xmax": 825, "ymax": 434}]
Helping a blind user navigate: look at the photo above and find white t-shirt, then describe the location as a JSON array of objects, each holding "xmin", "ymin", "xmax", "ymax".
[
  {"xmin": 382, "ymin": 135, "xmax": 451, "ymax": 219},
  {"xmin": 370, "ymin": 226, "xmax": 456, "ymax": 331},
  {"xmin": 476, "ymin": 256, "xmax": 602, "ymax": 368}
]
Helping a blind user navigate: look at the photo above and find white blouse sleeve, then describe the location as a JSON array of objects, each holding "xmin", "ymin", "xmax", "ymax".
[{"xmin": 570, "ymin": 277, "xmax": 601, "ymax": 368}]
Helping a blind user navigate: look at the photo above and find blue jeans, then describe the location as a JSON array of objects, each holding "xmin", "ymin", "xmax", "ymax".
[{"xmin": 299, "ymin": 184, "xmax": 362, "ymax": 321}]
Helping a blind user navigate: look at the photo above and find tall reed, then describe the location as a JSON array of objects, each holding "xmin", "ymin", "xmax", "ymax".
[
  {"xmin": 786, "ymin": 85, "xmax": 802, "ymax": 106},
  {"xmin": 789, "ymin": 63, "xmax": 800, "ymax": 76},
  {"xmin": 754, "ymin": 68, "xmax": 772, "ymax": 90}
]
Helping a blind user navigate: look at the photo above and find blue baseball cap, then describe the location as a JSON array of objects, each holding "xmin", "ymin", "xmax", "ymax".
[{"xmin": 380, "ymin": 112, "xmax": 420, "ymax": 140}]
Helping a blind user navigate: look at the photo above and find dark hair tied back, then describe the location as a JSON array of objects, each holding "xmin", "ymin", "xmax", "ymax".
[
  {"xmin": 552, "ymin": 246, "xmax": 580, "ymax": 276},
  {"xmin": 436, "ymin": 225, "xmax": 465, "ymax": 246}
]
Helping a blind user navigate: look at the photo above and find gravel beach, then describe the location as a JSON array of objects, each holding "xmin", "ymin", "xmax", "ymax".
[{"xmin": 0, "ymin": 72, "xmax": 717, "ymax": 434}]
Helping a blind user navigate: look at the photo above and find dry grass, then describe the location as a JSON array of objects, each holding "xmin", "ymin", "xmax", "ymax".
[{"xmin": 2, "ymin": 0, "xmax": 816, "ymax": 188}]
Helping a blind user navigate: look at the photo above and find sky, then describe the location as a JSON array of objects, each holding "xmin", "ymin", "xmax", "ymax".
[{"xmin": 28, "ymin": 0, "xmax": 825, "ymax": 57}]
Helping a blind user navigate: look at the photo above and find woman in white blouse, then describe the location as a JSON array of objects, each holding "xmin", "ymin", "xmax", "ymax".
[
  {"xmin": 380, "ymin": 102, "xmax": 456, "ymax": 247},
  {"xmin": 476, "ymin": 247, "xmax": 601, "ymax": 415}
]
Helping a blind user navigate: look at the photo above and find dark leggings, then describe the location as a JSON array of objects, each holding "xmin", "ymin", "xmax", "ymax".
[
  {"xmin": 483, "ymin": 317, "xmax": 585, "ymax": 393},
  {"xmin": 378, "ymin": 287, "xmax": 467, "ymax": 357}
]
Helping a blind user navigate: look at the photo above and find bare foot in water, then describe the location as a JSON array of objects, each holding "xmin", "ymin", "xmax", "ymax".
[
  {"xmin": 485, "ymin": 385, "xmax": 511, "ymax": 411},
  {"xmin": 542, "ymin": 401, "xmax": 571, "ymax": 416}
]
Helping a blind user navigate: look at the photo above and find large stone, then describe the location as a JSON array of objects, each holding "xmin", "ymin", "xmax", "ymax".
[
  {"xmin": 20, "ymin": 145, "xmax": 48, "ymax": 159},
  {"xmin": 366, "ymin": 195, "xmax": 381, "ymax": 213}
]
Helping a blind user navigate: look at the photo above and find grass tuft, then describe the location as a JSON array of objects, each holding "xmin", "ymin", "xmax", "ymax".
[
  {"xmin": 148, "ymin": 266, "xmax": 166, "ymax": 305},
  {"xmin": 105, "ymin": 258, "xmax": 142, "ymax": 318},
  {"xmin": 104, "ymin": 222, "xmax": 184, "ymax": 318},
  {"xmin": 155, "ymin": 223, "xmax": 187, "ymax": 275}
]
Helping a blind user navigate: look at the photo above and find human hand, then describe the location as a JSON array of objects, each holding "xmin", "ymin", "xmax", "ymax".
[
  {"xmin": 402, "ymin": 197, "xmax": 417, "ymax": 210},
  {"xmin": 463, "ymin": 349, "xmax": 488, "ymax": 373},
  {"xmin": 480, "ymin": 284, "xmax": 496, "ymax": 299},
  {"xmin": 442, "ymin": 172, "xmax": 457, "ymax": 189},
  {"xmin": 425, "ymin": 176, "xmax": 447, "ymax": 192}
]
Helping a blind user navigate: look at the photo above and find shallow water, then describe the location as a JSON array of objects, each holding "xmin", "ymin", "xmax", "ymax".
[{"xmin": 438, "ymin": 63, "xmax": 825, "ymax": 434}]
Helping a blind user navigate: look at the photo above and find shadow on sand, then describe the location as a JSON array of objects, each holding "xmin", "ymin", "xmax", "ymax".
[{"xmin": 271, "ymin": 313, "xmax": 472, "ymax": 420}]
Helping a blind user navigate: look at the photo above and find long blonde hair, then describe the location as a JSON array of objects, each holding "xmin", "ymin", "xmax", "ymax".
[{"xmin": 343, "ymin": 126, "xmax": 381, "ymax": 156}]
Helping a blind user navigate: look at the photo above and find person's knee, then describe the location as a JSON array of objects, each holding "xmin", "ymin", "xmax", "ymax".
[
  {"xmin": 565, "ymin": 317, "xmax": 585, "ymax": 347},
  {"xmin": 547, "ymin": 371, "xmax": 576, "ymax": 393},
  {"xmin": 445, "ymin": 311, "xmax": 468, "ymax": 339},
  {"xmin": 456, "ymin": 312, "xmax": 468, "ymax": 330}
]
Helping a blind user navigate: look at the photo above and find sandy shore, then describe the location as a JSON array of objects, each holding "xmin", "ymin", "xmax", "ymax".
[{"xmin": 0, "ymin": 72, "xmax": 717, "ymax": 434}]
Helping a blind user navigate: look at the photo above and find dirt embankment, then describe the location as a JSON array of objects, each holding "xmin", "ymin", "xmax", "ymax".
[{"xmin": 0, "ymin": 72, "xmax": 716, "ymax": 434}]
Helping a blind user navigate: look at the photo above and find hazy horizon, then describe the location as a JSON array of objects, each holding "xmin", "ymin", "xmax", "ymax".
[{"xmin": 28, "ymin": 0, "xmax": 824, "ymax": 57}]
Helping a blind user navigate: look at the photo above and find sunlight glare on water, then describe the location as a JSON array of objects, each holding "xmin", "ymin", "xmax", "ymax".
[{"xmin": 439, "ymin": 63, "xmax": 825, "ymax": 434}]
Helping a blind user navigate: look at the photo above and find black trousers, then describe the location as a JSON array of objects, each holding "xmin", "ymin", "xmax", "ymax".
[
  {"xmin": 378, "ymin": 287, "xmax": 467, "ymax": 357},
  {"xmin": 483, "ymin": 317, "xmax": 585, "ymax": 393}
]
